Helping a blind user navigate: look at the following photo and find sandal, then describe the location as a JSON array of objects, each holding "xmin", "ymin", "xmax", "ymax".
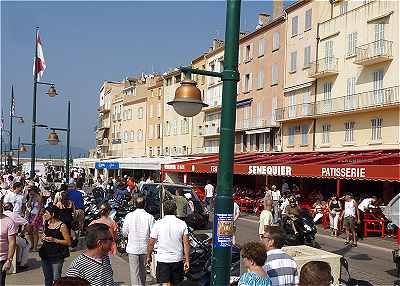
[
  {"xmin": 344, "ymin": 241, "xmax": 350, "ymax": 245},
  {"xmin": 352, "ymin": 243, "xmax": 357, "ymax": 247}
]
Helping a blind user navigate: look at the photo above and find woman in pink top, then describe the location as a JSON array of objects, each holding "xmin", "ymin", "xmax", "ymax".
[
  {"xmin": 0, "ymin": 200, "xmax": 17, "ymax": 286},
  {"xmin": 89, "ymin": 202, "xmax": 117, "ymax": 255}
]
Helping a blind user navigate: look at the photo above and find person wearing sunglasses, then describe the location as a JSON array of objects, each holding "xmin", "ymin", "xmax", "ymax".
[
  {"xmin": 238, "ymin": 241, "xmax": 271, "ymax": 286},
  {"xmin": 66, "ymin": 223, "xmax": 115, "ymax": 286}
]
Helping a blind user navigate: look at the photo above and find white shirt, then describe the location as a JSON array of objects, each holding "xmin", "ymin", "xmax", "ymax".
[
  {"xmin": 280, "ymin": 198, "xmax": 289, "ymax": 215},
  {"xmin": 204, "ymin": 184, "xmax": 214, "ymax": 198},
  {"xmin": 3, "ymin": 191, "xmax": 25, "ymax": 216},
  {"xmin": 122, "ymin": 209, "xmax": 155, "ymax": 255},
  {"xmin": 4, "ymin": 210, "xmax": 28, "ymax": 228},
  {"xmin": 358, "ymin": 198, "xmax": 373, "ymax": 212},
  {"xmin": 344, "ymin": 200, "xmax": 356, "ymax": 218},
  {"xmin": 150, "ymin": 215, "xmax": 188, "ymax": 263},
  {"xmin": 271, "ymin": 190, "xmax": 281, "ymax": 201}
]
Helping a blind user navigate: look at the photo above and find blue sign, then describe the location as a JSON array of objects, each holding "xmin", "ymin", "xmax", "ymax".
[
  {"xmin": 214, "ymin": 213, "xmax": 233, "ymax": 248},
  {"xmin": 95, "ymin": 162, "xmax": 120, "ymax": 170}
]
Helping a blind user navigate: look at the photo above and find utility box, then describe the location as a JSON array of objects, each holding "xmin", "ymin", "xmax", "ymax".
[{"xmin": 282, "ymin": 245, "xmax": 342, "ymax": 286}]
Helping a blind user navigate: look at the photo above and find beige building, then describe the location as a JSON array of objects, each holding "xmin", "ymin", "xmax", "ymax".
[
  {"xmin": 162, "ymin": 69, "xmax": 193, "ymax": 156},
  {"xmin": 235, "ymin": 12, "xmax": 286, "ymax": 153},
  {"xmin": 120, "ymin": 77, "xmax": 149, "ymax": 157},
  {"xmin": 96, "ymin": 81, "xmax": 124, "ymax": 158},
  {"xmin": 313, "ymin": 0, "xmax": 399, "ymax": 151},
  {"xmin": 277, "ymin": 0, "xmax": 331, "ymax": 152},
  {"xmin": 146, "ymin": 75, "xmax": 164, "ymax": 157}
]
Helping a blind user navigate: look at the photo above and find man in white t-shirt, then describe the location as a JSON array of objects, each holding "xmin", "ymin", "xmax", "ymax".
[
  {"xmin": 204, "ymin": 180, "xmax": 214, "ymax": 211},
  {"xmin": 147, "ymin": 200, "xmax": 190, "ymax": 286},
  {"xmin": 357, "ymin": 196, "xmax": 377, "ymax": 239},
  {"xmin": 3, "ymin": 182, "xmax": 25, "ymax": 216},
  {"xmin": 271, "ymin": 185, "xmax": 281, "ymax": 223}
]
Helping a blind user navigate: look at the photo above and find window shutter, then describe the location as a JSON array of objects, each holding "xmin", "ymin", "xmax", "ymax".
[{"xmin": 249, "ymin": 73, "xmax": 253, "ymax": 91}]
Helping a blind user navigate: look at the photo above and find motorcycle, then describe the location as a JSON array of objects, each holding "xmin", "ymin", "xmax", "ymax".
[{"xmin": 282, "ymin": 208, "xmax": 318, "ymax": 247}]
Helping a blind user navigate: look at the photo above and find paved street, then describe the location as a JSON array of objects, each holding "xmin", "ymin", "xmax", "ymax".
[{"xmin": 236, "ymin": 216, "xmax": 398, "ymax": 286}]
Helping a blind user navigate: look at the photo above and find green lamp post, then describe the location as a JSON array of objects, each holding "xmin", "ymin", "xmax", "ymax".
[{"xmin": 168, "ymin": 1, "xmax": 241, "ymax": 285}]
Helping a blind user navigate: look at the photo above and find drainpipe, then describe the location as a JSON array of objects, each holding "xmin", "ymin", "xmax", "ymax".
[{"xmin": 312, "ymin": 23, "xmax": 320, "ymax": 151}]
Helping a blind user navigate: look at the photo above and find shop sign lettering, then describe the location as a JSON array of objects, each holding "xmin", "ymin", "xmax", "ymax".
[
  {"xmin": 211, "ymin": 166, "xmax": 218, "ymax": 173},
  {"xmin": 164, "ymin": 164, "xmax": 185, "ymax": 170},
  {"xmin": 321, "ymin": 167, "xmax": 366, "ymax": 178},
  {"xmin": 248, "ymin": 165, "xmax": 292, "ymax": 176}
]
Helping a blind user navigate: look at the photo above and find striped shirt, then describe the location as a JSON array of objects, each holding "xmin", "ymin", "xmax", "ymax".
[
  {"xmin": 66, "ymin": 253, "xmax": 115, "ymax": 286},
  {"xmin": 262, "ymin": 249, "xmax": 299, "ymax": 286}
]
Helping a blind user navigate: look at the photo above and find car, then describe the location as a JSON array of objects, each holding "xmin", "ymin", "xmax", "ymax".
[{"xmin": 142, "ymin": 183, "xmax": 209, "ymax": 229}]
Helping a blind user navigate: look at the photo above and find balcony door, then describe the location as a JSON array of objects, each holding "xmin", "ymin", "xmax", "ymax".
[
  {"xmin": 373, "ymin": 70, "xmax": 384, "ymax": 104},
  {"xmin": 324, "ymin": 40, "xmax": 334, "ymax": 70},
  {"xmin": 374, "ymin": 23, "xmax": 385, "ymax": 55},
  {"xmin": 345, "ymin": 78, "xmax": 356, "ymax": 110},
  {"xmin": 323, "ymin": 82, "xmax": 332, "ymax": 113}
]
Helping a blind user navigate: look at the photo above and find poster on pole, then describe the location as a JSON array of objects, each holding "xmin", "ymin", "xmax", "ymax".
[{"xmin": 214, "ymin": 213, "xmax": 233, "ymax": 248}]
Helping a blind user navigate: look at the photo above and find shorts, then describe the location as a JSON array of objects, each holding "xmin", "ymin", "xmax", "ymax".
[
  {"xmin": 156, "ymin": 261, "xmax": 184, "ymax": 284},
  {"xmin": 344, "ymin": 216, "xmax": 355, "ymax": 231},
  {"xmin": 74, "ymin": 209, "xmax": 85, "ymax": 231}
]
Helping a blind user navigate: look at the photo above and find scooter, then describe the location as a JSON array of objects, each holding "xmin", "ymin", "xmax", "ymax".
[{"xmin": 282, "ymin": 208, "xmax": 318, "ymax": 247}]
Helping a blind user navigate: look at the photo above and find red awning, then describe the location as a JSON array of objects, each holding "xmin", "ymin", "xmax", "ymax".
[{"xmin": 161, "ymin": 149, "xmax": 400, "ymax": 182}]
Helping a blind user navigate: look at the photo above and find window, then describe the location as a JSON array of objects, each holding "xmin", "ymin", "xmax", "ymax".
[
  {"xmin": 322, "ymin": 124, "xmax": 331, "ymax": 144},
  {"xmin": 123, "ymin": 111, "xmax": 126, "ymax": 121},
  {"xmin": 138, "ymin": 107, "xmax": 144, "ymax": 119},
  {"xmin": 175, "ymin": 74, "xmax": 181, "ymax": 83},
  {"xmin": 271, "ymin": 64, "xmax": 278, "ymax": 85},
  {"xmin": 128, "ymin": 109, "xmax": 132, "ymax": 120},
  {"xmin": 149, "ymin": 147, "xmax": 153, "ymax": 157},
  {"xmin": 157, "ymin": 103, "xmax": 161, "ymax": 117},
  {"xmin": 165, "ymin": 147, "xmax": 169, "ymax": 156},
  {"xmin": 245, "ymin": 45, "xmax": 251, "ymax": 61},
  {"xmin": 288, "ymin": 94, "xmax": 296, "ymax": 118},
  {"xmin": 374, "ymin": 23, "xmax": 385, "ymax": 55},
  {"xmin": 292, "ymin": 16, "xmax": 298, "ymax": 36},
  {"xmin": 323, "ymin": 82, "xmax": 332, "ymax": 112},
  {"xmin": 373, "ymin": 70, "xmax": 384, "ymax": 104},
  {"xmin": 272, "ymin": 32, "xmax": 280, "ymax": 51},
  {"xmin": 301, "ymin": 125, "xmax": 308, "ymax": 145},
  {"xmin": 347, "ymin": 32, "xmax": 358, "ymax": 57},
  {"xmin": 290, "ymin": 51, "xmax": 297, "ymax": 73},
  {"xmin": 305, "ymin": 9, "xmax": 312, "ymax": 31},
  {"xmin": 345, "ymin": 77, "xmax": 356, "ymax": 110},
  {"xmin": 149, "ymin": 104, "xmax": 154, "ymax": 118},
  {"xmin": 344, "ymin": 121, "xmax": 355, "ymax": 143},
  {"xmin": 288, "ymin": 126, "xmax": 295, "ymax": 145},
  {"xmin": 148, "ymin": 125, "xmax": 154, "ymax": 139},
  {"xmin": 257, "ymin": 70, "xmax": 264, "ymax": 89},
  {"xmin": 258, "ymin": 38, "xmax": 265, "ymax": 57},
  {"xmin": 165, "ymin": 121, "xmax": 170, "ymax": 136},
  {"xmin": 302, "ymin": 89, "xmax": 311, "ymax": 115},
  {"xmin": 156, "ymin": 124, "xmax": 161, "ymax": 138},
  {"xmin": 304, "ymin": 46, "xmax": 311, "ymax": 68},
  {"xmin": 137, "ymin": 129, "xmax": 143, "ymax": 141},
  {"xmin": 324, "ymin": 40, "xmax": 334, "ymax": 69},
  {"xmin": 244, "ymin": 73, "xmax": 252, "ymax": 92},
  {"xmin": 166, "ymin": 78, "xmax": 172, "ymax": 86},
  {"xmin": 124, "ymin": 131, "xmax": 128, "ymax": 143},
  {"xmin": 130, "ymin": 131, "xmax": 135, "ymax": 142},
  {"xmin": 340, "ymin": 1, "xmax": 348, "ymax": 15},
  {"xmin": 371, "ymin": 118, "xmax": 382, "ymax": 141},
  {"xmin": 173, "ymin": 120, "xmax": 178, "ymax": 135}
]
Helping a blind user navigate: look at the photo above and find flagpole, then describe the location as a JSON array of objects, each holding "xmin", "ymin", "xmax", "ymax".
[
  {"xmin": 8, "ymin": 85, "xmax": 14, "ymax": 169},
  {"xmin": 30, "ymin": 27, "xmax": 39, "ymax": 178}
]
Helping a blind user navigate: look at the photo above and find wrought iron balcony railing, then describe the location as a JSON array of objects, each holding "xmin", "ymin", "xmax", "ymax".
[
  {"xmin": 308, "ymin": 57, "xmax": 339, "ymax": 78},
  {"xmin": 354, "ymin": 40, "xmax": 393, "ymax": 65}
]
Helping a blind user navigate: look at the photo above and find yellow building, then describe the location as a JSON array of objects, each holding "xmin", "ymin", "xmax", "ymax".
[
  {"xmin": 313, "ymin": 0, "xmax": 399, "ymax": 151},
  {"xmin": 146, "ymin": 75, "xmax": 164, "ymax": 157},
  {"xmin": 121, "ymin": 77, "xmax": 149, "ymax": 157}
]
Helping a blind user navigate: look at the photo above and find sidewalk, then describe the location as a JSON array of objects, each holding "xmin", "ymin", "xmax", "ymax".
[{"xmin": 6, "ymin": 246, "xmax": 157, "ymax": 286}]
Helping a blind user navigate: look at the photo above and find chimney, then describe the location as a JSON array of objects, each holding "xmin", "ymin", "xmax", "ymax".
[
  {"xmin": 273, "ymin": 1, "xmax": 284, "ymax": 19},
  {"xmin": 212, "ymin": 39, "xmax": 224, "ymax": 50},
  {"xmin": 258, "ymin": 13, "xmax": 271, "ymax": 28}
]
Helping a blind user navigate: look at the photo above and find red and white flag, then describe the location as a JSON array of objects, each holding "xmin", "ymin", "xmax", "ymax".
[{"xmin": 33, "ymin": 31, "xmax": 46, "ymax": 80}]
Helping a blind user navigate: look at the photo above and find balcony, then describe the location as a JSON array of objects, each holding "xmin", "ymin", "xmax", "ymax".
[
  {"xmin": 314, "ymin": 86, "xmax": 399, "ymax": 116},
  {"xmin": 236, "ymin": 116, "xmax": 274, "ymax": 130},
  {"xmin": 97, "ymin": 105, "xmax": 110, "ymax": 113},
  {"xmin": 354, "ymin": 40, "xmax": 393, "ymax": 66},
  {"xmin": 308, "ymin": 57, "xmax": 339, "ymax": 79},
  {"xmin": 200, "ymin": 123, "xmax": 220, "ymax": 137},
  {"xmin": 275, "ymin": 103, "xmax": 315, "ymax": 122},
  {"xmin": 112, "ymin": 138, "xmax": 121, "ymax": 144}
]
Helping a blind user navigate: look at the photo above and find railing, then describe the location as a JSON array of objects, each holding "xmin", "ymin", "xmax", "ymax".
[
  {"xmin": 355, "ymin": 40, "xmax": 393, "ymax": 63},
  {"xmin": 236, "ymin": 116, "xmax": 274, "ymax": 130},
  {"xmin": 308, "ymin": 57, "xmax": 338, "ymax": 77},
  {"xmin": 275, "ymin": 103, "xmax": 314, "ymax": 121},
  {"xmin": 97, "ymin": 105, "xmax": 110, "ymax": 113},
  {"xmin": 201, "ymin": 123, "xmax": 220, "ymax": 136},
  {"xmin": 315, "ymin": 86, "xmax": 399, "ymax": 115}
]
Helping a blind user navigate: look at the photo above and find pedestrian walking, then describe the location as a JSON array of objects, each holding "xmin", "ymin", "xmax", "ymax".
[
  {"xmin": 3, "ymin": 181, "xmax": 25, "ymax": 216},
  {"xmin": 270, "ymin": 185, "xmax": 281, "ymax": 223},
  {"xmin": 0, "ymin": 200, "xmax": 17, "ymax": 286},
  {"xmin": 204, "ymin": 180, "xmax": 214, "ymax": 212},
  {"xmin": 340, "ymin": 194, "xmax": 360, "ymax": 247},
  {"xmin": 89, "ymin": 202, "xmax": 117, "ymax": 255},
  {"xmin": 299, "ymin": 261, "xmax": 333, "ymax": 286},
  {"xmin": 39, "ymin": 205, "xmax": 71, "ymax": 286},
  {"xmin": 174, "ymin": 189, "xmax": 188, "ymax": 221},
  {"xmin": 55, "ymin": 191, "xmax": 75, "ymax": 233},
  {"xmin": 25, "ymin": 186, "xmax": 43, "ymax": 252},
  {"xmin": 239, "ymin": 241, "xmax": 271, "ymax": 286},
  {"xmin": 328, "ymin": 195, "xmax": 341, "ymax": 237},
  {"xmin": 122, "ymin": 195, "xmax": 155, "ymax": 286},
  {"xmin": 66, "ymin": 223, "xmax": 115, "ymax": 286},
  {"xmin": 147, "ymin": 200, "xmax": 190, "ymax": 286},
  {"xmin": 66, "ymin": 182, "xmax": 85, "ymax": 242},
  {"xmin": 259, "ymin": 199, "xmax": 273, "ymax": 239},
  {"xmin": 262, "ymin": 226, "xmax": 299, "ymax": 286}
]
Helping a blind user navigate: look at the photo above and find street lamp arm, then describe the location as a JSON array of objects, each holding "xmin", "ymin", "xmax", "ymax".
[
  {"xmin": 21, "ymin": 142, "xmax": 35, "ymax": 146},
  {"xmin": 50, "ymin": 127, "xmax": 68, "ymax": 132},
  {"xmin": 179, "ymin": 66, "xmax": 223, "ymax": 79},
  {"xmin": 37, "ymin": 81, "xmax": 55, "ymax": 86}
]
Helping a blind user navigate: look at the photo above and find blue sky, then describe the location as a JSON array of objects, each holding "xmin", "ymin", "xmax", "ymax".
[{"xmin": 1, "ymin": 1, "xmax": 279, "ymax": 150}]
